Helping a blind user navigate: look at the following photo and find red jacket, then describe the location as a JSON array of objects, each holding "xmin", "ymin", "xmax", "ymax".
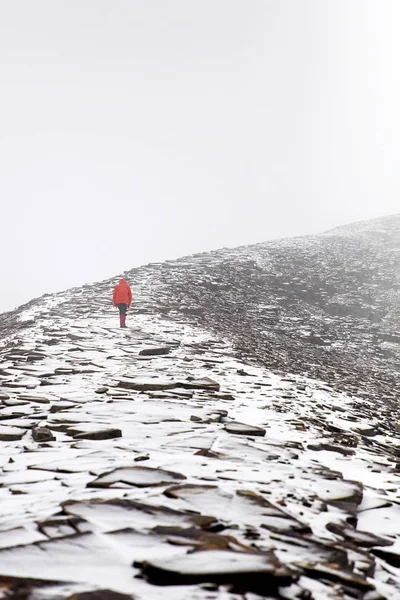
[{"xmin": 113, "ymin": 279, "xmax": 132, "ymax": 307}]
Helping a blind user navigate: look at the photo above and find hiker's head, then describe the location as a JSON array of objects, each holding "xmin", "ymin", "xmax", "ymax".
[{"xmin": 119, "ymin": 278, "xmax": 127, "ymax": 284}]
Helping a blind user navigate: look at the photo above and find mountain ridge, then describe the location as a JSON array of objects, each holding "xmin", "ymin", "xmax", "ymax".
[
  {"xmin": 0, "ymin": 214, "xmax": 400, "ymax": 598},
  {"xmin": 2, "ymin": 213, "xmax": 400, "ymax": 400}
]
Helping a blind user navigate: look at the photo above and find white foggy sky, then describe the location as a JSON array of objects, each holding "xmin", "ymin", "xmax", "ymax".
[{"xmin": 1, "ymin": 1, "xmax": 399, "ymax": 312}]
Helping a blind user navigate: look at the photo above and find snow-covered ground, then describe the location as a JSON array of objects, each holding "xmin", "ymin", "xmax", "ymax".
[{"xmin": 1, "ymin": 293, "xmax": 400, "ymax": 599}]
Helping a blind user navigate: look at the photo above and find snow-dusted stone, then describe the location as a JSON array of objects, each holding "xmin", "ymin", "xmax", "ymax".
[
  {"xmin": 49, "ymin": 401, "xmax": 76, "ymax": 413},
  {"xmin": 63, "ymin": 497, "xmax": 220, "ymax": 532},
  {"xmin": 0, "ymin": 526, "xmax": 47, "ymax": 549},
  {"xmin": 73, "ymin": 428, "xmax": 122, "ymax": 441},
  {"xmin": 2, "ymin": 380, "xmax": 39, "ymax": 389},
  {"xmin": 224, "ymin": 421, "xmax": 266, "ymax": 437},
  {"xmin": 307, "ymin": 442, "xmax": 356, "ymax": 456},
  {"xmin": 117, "ymin": 378, "xmax": 177, "ymax": 391},
  {"xmin": 0, "ymin": 412, "xmax": 25, "ymax": 422},
  {"xmin": 19, "ymin": 394, "xmax": 52, "ymax": 404},
  {"xmin": 0, "ymin": 425, "xmax": 25, "ymax": 441},
  {"xmin": 139, "ymin": 347, "xmax": 171, "ymax": 356},
  {"xmin": 352, "ymin": 424, "xmax": 378, "ymax": 436},
  {"xmin": 190, "ymin": 411, "xmax": 223, "ymax": 424},
  {"xmin": 179, "ymin": 377, "xmax": 220, "ymax": 391},
  {"xmin": 164, "ymin": 483, "xmax": 219, "ymax": 501},
  {"xmin": 238, "ymin": 490, "xmax": 311, "ymax": 534},
  {"xmin": 326, "ymin": 522, "xmax": 393, "ymax": 547},
  {"xmin": 151, "ymin": 524, "xmax": 252, "ymax": 551},
  {"xmin": 37, "ymin": 515, "xmax": 87, "ymax": 539},
  {"xmin": 87, "ymin": 466, "xmax": 186, "ymax": 488},
  {"xmin": 140, "ymin": 549, "xmax": 295, "ymax": 591},
  {"xmin": 300, "ymin": 562, "xmax": 375, "ymax": 593},
  {"xmin": 318, "ymin": 480, "xmax": 363, "ymax": 514},
  {"xmin": 164, "ymin": 486, "xmax": 309, "ymax": 535},
  {"xmin": 1, "ymin": 469, "xmax": 57, "ymax": 485},
  {"xmin": 2, "ymin": 398, "xmax": 29, "ymax": 406}
]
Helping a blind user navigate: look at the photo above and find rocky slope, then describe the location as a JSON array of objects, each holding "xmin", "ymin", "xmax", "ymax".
[
  {"xmin": 128, "ymin": 212, "xmax": 400, "ymax": 401},
  {"xmin": 0, "ymin": 214, "xmax": 400, "ymax": 599}
]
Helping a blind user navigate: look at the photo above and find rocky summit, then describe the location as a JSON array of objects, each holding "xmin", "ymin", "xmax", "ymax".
[{"xmin": 0, "ymin": 215, "xmax": 400, "ymax": 600}]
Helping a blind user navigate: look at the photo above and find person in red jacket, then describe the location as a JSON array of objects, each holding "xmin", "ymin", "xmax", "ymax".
[{"xmin": 112, "ymin": 278, "xmax": 132, "ymax": 328}]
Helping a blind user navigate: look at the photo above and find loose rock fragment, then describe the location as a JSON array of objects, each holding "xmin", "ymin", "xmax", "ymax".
[
  {"xmin": 307, "ymin": 442, "xmax": 355, "ymax": 456},
  {"xmin": 73, "ymin": 428, "xmax": 122, "ymax": 441},
  {"xmin": 139, "ymin": 347, "xmax": 171, "ymax": 356},
  {"xmin": 32, "ymin": 426, "xmax": 56, "ymax": 442}
]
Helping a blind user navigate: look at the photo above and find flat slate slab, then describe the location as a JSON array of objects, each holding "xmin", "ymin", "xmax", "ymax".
[
  {"xmin": 117, "ymin": 379, "xmax": 177, "ymax": 391},
  {"xmin": 0, "ymin": 425, "xmax": 25, "ymax": 441},
  {"xmin": 139, "ymin": 347, "xmax": 171, "ymax": 356},
  {"xmin": 73, "ymin": 428, "xmax": 122, "ymax": 441},
  {"xmin": 87, "ymin": 466, "xmax": 186, "ymax": 488},
  {"xmin": 140, "ymin": 549, "xmax": 295, "ymax": 591},
  {"xmin": 179, "ymin": 377, "xmax": 220, "ymax": 391},
  {"xmin": 224, "ymin": 421, "xmax": 266, "ymax": 437}
]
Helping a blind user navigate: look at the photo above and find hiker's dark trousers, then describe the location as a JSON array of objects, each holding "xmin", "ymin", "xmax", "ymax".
[{"xmin": 117, "ymin": 303, "xmax": 128, "ymax": 315}]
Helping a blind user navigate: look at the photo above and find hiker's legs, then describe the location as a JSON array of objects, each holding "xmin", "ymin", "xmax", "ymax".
[{"xmin": 117, "ymin": 303, "xmax": 128, "ymax": 328}]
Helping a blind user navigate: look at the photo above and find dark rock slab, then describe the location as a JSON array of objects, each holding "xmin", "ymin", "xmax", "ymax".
[
  {"xmin": 0, "ymin": 425, "xmax": 25, "ymax": 441},
  {"xmin": 66, "ymin": 590, "xmax": 135, "ymax": 600},
  {"xmin": 152, "ymin": 525, "xmax": 252, "ymax": 551},
  {"xmin": 117, "ymin": 379, "xmax": 177, "ymax": 391},
  {"xmin": 326, "ymin": 522, "xmax": 393, "ymax": 547},
  {"xmin": 352, "ymin": 425, "xmax": 378, "ymax": 437},
  {"xmin": 212, "ymin": 392, "xmax": 234, "ymax": 400},
  {"xmin": 73, "ymin": 428, "xmax": 122, "ymax": 441},
  {"xmin": 300, "ymin": 562, "xmax": 374, "ymax": 592},
  {"xmin": 307, "ymin": 442, "xmax": 356, "ymax": 456},
  {"xmin": 32, "ymin": 427, "xmax": 56, "ymax": 442},
  {"xmin": 0, "ymin": 576, "xmax": 70, "ymax": 599},
  {"xmin": 318, "ymin": 480, "xmax": 363, "ymax": 518},
  {"xmin": 139, "ymin": 347, "xmax": 171, "ymax": 356},
  {"xmin": 371, "ymin": 547, "xmax": 400, "ymax": 568},
  {"xmin": 180, "ymin": 377, "xmax": 220, "ymax": 391},
  {"xmin": 50, "ymin": 401, "xmax": 76, "ymax": 413},
  {"xmin": 139, "ymin": 549, "xmax": 295, "ymax": 592},
  {"xmin": 19, "ymin": 395, "xmax": 52, "ymax": 404},
  {"xmin": 225, "ymin": 421, "xmax": 266, "ymax": 437},
  {"xmin": 87, "ymin": 466, "xmax": 186, "ymax": 488},
  {"xmin": 190, "ymin": 411, "xmax": 224, "ymax": 424}
]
